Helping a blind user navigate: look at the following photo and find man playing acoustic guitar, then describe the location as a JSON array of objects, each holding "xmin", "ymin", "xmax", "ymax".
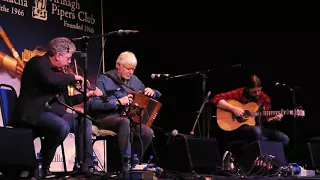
[{"xmin": 212, "ymin": 74, "xmax": 290, "ymax": 149}]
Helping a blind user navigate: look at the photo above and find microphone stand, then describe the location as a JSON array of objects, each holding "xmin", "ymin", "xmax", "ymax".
[
  {"xmin": 168, "ymin": 64, "xmax": 241, "ymax": 138},
  {"xmin": 113, "ymin": 94, "xmax": 139, "ymax": 180},
  {"xmin": 258, "ymin": 102, "xmax": 266, "ymax": 140},
  {"xmin": 71, "ymin": 30, "xmax": 135, "ymax": 41},
  {"xmin": 279, "ymin": 84, "xmax": 301, "ymax": 165},
  {"xmin": 289, "ymin": 86, "xmax": 299, "ymax": 150},
  {"xmin": 68, "ymin": 38, "xmax": 92, "ymax": 178},
  {"xmin": 56, "ymin": 100, "xmax": 97, "ymax": 124},
  {"xmin": 53, "ymin": 98, "xmax": 97, "ymax": 179},
  {"xmin": 190, "ymin": 91, "xmax": 211, "ymax": 137}
]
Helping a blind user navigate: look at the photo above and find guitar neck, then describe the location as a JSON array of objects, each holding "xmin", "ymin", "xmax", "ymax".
[{"xmin": 252, "ymin": 110, "xmax": 295, "ymax": 117}]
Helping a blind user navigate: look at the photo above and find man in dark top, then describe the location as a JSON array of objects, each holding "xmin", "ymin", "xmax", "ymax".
[
  {"xmin": 89, "ymin": 51, "xmax": 161, "ymax": 162},
  {"xmin": 16, "ymin": 37, "xmax": 103, "ymax": 177}
]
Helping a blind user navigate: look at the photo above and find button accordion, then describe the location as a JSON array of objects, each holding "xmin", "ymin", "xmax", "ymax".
[{"xmin": 123, "ymin": 92, "xmax": 162, "ymax": 127}]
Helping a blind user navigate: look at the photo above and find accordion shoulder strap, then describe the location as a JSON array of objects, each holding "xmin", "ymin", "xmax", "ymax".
[{"xmin": 103, "ymin": 72, "xmax": 136, "ymax": 91}]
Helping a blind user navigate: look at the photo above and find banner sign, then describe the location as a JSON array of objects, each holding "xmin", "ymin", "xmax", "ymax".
[
  {"xmin": 0, "ymin": 0, "xmax": 105, "ymax": 172},
  {"xmin": 0, "ymin": 0, "xmax": 103, "ymax": 94}
]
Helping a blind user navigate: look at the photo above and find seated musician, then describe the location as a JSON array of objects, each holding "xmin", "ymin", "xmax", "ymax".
[
  {"xmin": 88, "ymin": 51, "xmax": 161, "ymax": 162},
  {"xmin": 211, "ymin": 74, "xmax": 289, "ymax": 154},
  {"xmin": 15, "ymin": 37, "xmax": 103, "ymax": 177}
]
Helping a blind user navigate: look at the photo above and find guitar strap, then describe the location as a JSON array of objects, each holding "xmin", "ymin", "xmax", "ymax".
[{"xmin": 103, "ymin": 72, "xmax": 136, "ymax": 92}]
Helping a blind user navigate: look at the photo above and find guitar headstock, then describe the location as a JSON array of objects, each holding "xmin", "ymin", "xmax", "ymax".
[{"xmin": 295, "ymin": 107, "xmax": 305, "ymax": 117}]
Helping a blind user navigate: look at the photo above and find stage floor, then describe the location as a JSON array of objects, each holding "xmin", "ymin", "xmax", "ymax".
[{"xmin": 1, "ymin": 171, "xmax": 320, "ymax": 180}]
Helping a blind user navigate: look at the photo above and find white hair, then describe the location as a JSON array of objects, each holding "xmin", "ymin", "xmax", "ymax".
[{"xmin": 116, "ymin": 51, "xmax": 137, "ymax": 65}]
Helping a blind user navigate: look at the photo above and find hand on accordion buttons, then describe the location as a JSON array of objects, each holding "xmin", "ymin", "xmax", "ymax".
[
  {"xmin": 118, "ymin": 94, "xmax": 133, "ymax": 105},
  {"xmin": 144, "ymin": 87, "xmax": 155, "ymax": 97}
]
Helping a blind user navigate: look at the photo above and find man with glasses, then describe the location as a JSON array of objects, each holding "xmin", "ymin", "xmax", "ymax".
[{"xmin": 15, "ymin": 37, "xmax": 103, "ymax": 178}]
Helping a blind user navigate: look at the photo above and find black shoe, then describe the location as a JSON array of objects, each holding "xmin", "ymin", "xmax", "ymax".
[
  {"xmin": 89, "ymin": 166, "xmax": 106, "ymax": 177},
  {"xmin": 44, "ymin": 168, "xmax": 55, "ymax": 179},
  {"xmin": 88, "ymin": 166, "xmax": 96, "ymax": 173}
]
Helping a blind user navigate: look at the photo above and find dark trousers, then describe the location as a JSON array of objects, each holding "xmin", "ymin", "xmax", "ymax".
[
  {"xmin": 97, "ymin": 115, "xmax": 154, "ymax": 161},
  {"xmin": 218, "ymin": 125, "xmax": 289, "ymax": 157}
]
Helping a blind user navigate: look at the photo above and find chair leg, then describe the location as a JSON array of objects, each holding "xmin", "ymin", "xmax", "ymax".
[
  {"xmin": 60, "ymin": 143, "xmax": 67, "ymax": 172},
  {"xmin": 92, "ymin": 138, "xmax": 108, "ymax": 172}
]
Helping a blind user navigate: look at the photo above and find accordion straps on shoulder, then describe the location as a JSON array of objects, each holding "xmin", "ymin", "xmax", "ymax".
[{"xmin": 103, "ymin": 72, "xmax": 136, "ymax": 92}]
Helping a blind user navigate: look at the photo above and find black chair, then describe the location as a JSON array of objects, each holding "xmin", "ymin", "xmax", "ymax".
[
  {"xmin": 0, "ymin": 84, "xmax": 19, "ymax": 128},
  {"xmin": 0, "ymin": 84, "xmax": 67, "ymax": 173}
]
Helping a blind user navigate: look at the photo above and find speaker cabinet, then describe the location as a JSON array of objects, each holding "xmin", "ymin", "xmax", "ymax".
[
  {"xmin": 161, "ymin": 134, "xmax": 221, "ymax": 173},
  {"xmin": 236, "ymin": 140, "xmax": 287, "ymax": 172},
  {"xmin": 294, "ymin": 142, "xmax": 320, "ymax": 170},
  {"xmin": 0, "ymin": 127, "xmax": 36, "ymax": 178},
  {"xmin": 306, "ymin": 143, "xmax": 320, "ymax": 169}
]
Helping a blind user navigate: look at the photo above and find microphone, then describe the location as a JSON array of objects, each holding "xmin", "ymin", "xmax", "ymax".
[
  {"xmin": 45, "ymin": 94, "xmax": 60, "ymax": 108},
  {"xmin": 165, "ymin": 129, "xmax": 179, "ymax": 146},
  {"xmin": 171, "ymin": 129, "xmax": 179, "ymax": 136},
  {"xmin": 71, "ymin": 30, "xmax": 139, "ymax": 41},
  {"xmin": 275, "ymin": 82, "xmax": 286, "ymax": 87},
  {"xmin": 205, "ymin": 91, "xmax": 211, "ymax": 100},
  {"xmin": 230, "ymin": 64, "xmax": 241, "ymax": 68},
  {"xmin": 275, "ymin": 82, "xmax": 300, "ymax": 90},
  {"xmin": 71, "ymin": 36, "xmax": 89, "ymax": 41},
  {"xmin": 108, "ymin": 29, "xmax": 139, "ymax": 35},
  {"xmin": 150, "ymin": 74, "xmax": 170, "ymax": 79}
]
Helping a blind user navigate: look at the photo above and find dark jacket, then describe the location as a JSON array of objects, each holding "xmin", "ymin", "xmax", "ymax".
[{"xmin": 16, "ymin": 53, "xmax": 79, "ymax": 125}]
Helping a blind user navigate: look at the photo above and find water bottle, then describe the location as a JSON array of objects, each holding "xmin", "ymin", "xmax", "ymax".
[
  {"xmin": 147, "ymin": 155, "xmax": 154, "ymax": 166},
  {"xmin": 34, "ymin": 152, "xmax": 44, "ymax": 179},
  {"xmin": 122, "ymin": 149, "xmax": 131, "ymax": 172},
  {"xmin": 132, "ymin": 154, "xmax": 139, "ymax": 168},
  {"xmin": 93, "ymin": 155, "xmax": 99, "ymax": 172}
]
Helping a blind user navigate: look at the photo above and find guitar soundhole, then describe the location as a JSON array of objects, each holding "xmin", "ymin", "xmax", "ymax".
[{"xmin": 237, "ymin": 110, "xmax": 251, "ymax": 123}]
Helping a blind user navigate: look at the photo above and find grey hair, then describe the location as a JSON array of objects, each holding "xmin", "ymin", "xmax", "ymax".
[
  {"xmin": 47, "ymin": 37, "xmax": 76, "ymax": 56},
  {"xmin": 116, "ymin": 51, "xmax": 138, "ymax": 65}
]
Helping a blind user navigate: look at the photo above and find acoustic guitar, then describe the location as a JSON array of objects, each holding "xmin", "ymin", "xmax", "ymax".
[{"xmin": 216, "ymin": 99, "xmax": 305, "ymax": 131}]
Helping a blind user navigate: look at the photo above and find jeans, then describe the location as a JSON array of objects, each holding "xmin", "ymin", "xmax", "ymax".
[
  {"xmin": 97, "ymin": 115, "xmax": 154, "ymax": 161},
  {"xmin": 218, "ymin": 125, "xmax": 289, "ymax": 157},
  {"xmin": 230, "ymin": 125, "xmax": 289, "ymax": 145},
  {"xmin": 263, "ymin": 127, "xmax": 290, "ymax": 146},
  {"xmin": 35, "ymin": 112, "xmax": 93, "ymax": 169}
]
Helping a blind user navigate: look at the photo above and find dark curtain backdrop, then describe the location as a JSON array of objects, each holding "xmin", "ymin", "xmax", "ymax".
[{"xmin": 102, "ymin": 2, "xmax": 319, "ymax": 148}]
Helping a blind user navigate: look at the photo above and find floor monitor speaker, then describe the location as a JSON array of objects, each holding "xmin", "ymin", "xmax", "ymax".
[{"xmin": 161, "ymin": 134, "xmax": 221, "ymax": 174}]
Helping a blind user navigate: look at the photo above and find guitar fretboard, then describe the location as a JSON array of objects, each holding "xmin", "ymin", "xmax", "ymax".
[{"xmin": 251, "ymin": 110, "xmax": 296, "ymax": 116}]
